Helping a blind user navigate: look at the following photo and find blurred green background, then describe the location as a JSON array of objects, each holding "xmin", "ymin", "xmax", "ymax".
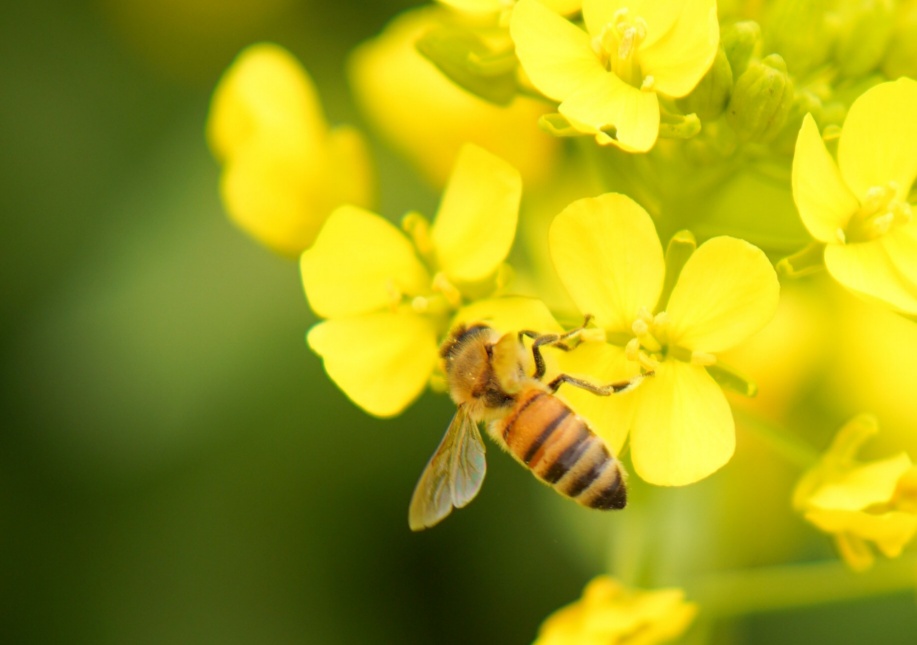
[{"xmin": 2, "ymin": 1, "xmax": 916, "ymax": 643}]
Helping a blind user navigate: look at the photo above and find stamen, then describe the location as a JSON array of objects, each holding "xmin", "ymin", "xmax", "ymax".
[
  {"xmin": 617, "ymin": 26, "xmax": 637, "ymax": 61},
  {"xmin": 632, "ymin": 318, "xmax": 649, "ymax": 336},
  {"xmin": 651, "ymin": 311, "xmax": 669, "ymax": 345},
  {"xmin": 431, "ymin": 272, "xmax": 463, "ymax": 309},
  {"xmin": 691, "ymin": 351, "xmax": 717, "ymax": 366},
  {"xmin": 411, "ymin": 296, "xmax": 428, "ymax": 313},
  {"xmin": 872, "ymin": 212, "xmax": 894, "ymax": 236},
  {"xmin": 844, "ymin": 182, "xmax": 912, "ymax": 243},
  {"xmin": 632, "ymin": 309, "xmax": 663, "ymax": 353},
  {"xmin": 638, "ymin": 351, "xmax": 660, "ymax": 371},
  {"xmin": 594, "ymin": 10, "xmax": 647, "ymax": 87}
]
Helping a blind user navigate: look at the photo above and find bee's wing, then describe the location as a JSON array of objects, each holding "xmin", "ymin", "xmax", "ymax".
[{"xmin": 408, "ymin": 406, "xmax": 486, "ymax": 531}]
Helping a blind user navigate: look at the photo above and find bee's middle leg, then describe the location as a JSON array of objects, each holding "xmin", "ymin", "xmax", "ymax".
[{"xmin": 519, "ymin": 315, "xmax": 595, "ymax": 380}]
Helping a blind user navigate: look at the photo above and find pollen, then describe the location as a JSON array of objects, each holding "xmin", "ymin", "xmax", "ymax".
[{"xmin": 431, "ymin": 272, "xmax": 463, "ymax": 309}]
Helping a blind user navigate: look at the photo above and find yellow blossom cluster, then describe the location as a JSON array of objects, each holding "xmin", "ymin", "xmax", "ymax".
[
  {"xmin": 206, "ymin": 0, "xmax": 917, "ymax": 641},
  {"xmin": 534, "ymin": 576, "xmax": 697, "ymax": 645}
]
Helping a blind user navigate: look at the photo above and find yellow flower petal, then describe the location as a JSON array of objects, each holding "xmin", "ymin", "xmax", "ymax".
[
  {"xmin": 560, "ymin": 73, "xmax": 661, "ymax": 152},
  {"xmin": 534, "ymin": 576, "xmax": 697, "ymax": 645},
  {"xmin": 307, "ymin": 312, "xmax": 439, "ymax": 417},
  {"xmin": 838, "ymin": 77, "xmax": 917, "ymax": 200},
  {"xmin": 791, "ymin": 114, "xmax": 860, "ymax": 243},
  {"xmin": 219, "ymin": 138, "xmax": 327, "ymax": 255},
  {"xmin": 510, "ymin": 0, "xmax": 603, "ymax": 101},
  {"xmin": 805, "ymin": 508, "xmax": 917, "ymax": 559},
  {"xmin": 629, "ymin": 360, "xmax": 734, "ymax": 486},
  {"xmin": 209, "ymin": 44, "xmax": 374, "ymax": 255},
  {"xmin": 206, "ymin": 43, "xmax": 326, "ymax": 163},
  {"xmin": 824, "ymin": 241, "xmax": 917, "ymax": 315},
  {"xmin": 221, "ymin": 125, "xmax": 373, "ymax": 256},
  {"xmin": 807, "ymin": 453, "xmax": 913, "ymax": 512},
  {"xmin": 793, "ymin": 414, "xmax": 880, "ymax": 512},
  {"xmin": 665, "ymin": 236, "xmax": 780, "ymax": 354},
  {"xmin": 637, "ymin": 0, "xmax": 719, "ymax": 98},
  {"xmin": 431, "ymin": 144, "xmax": 522, "ymax": 283},
  {"xmin": 882, "ymin": 221, "xmax": 917, "ymax": 288},
  {"xmin": 550, "ymin": 194, "xmax": 665, "ymax": 334},
  {"xmin": 451, "ymin": 296, "xmax": 562, "ymax": 335},
  {"xmin": 300, "ymin": 206, "xmax": 430, "ymax": 319}
]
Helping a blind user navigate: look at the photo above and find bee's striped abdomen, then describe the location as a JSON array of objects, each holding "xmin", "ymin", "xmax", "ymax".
[{"xmin": 495, "ymin": 388, "xmax": 626, "ymax": 510}]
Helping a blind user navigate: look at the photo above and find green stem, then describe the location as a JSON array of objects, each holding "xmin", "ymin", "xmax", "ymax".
[
  {"xmin": 688, "ymin": 555, "xmax": 917, "ymax": 618},
  {"xmin": 734, "ymin": 408, "xmax": 821, "ymax": 469}
]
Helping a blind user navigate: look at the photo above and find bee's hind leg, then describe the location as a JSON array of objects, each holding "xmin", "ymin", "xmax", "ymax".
[{"xmin": 547, "ymin": 372, "xmax": 648, "ymax": 396}]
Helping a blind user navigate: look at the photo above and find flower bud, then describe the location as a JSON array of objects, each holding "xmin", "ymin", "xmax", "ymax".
[
  {"xmin": 721, "ymin": 20, "xmax": 760, "ymax": 77},
  {"xmin": 764, "ymin": 0, "xmax": 835, "ymax": 75},
  {"xmin": 835, "ymin": 0, "xmax": 895, "ymax": 78},
  {"xmin": 771, "ymin": 88, "xmax": 822, "ymax": 154},
  {"xmin": 676, "ymin": 46, "xmax": 733, "ymax": 121},
  {"xmin": 726, "ymin": 54, "xmax": 794, "ymax": 143}
]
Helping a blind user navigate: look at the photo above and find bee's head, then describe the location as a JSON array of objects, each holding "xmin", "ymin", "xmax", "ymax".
[
  {"xmin": 439, "ymin": 323, "xmax": 493, "ymax": 368},
  {"xmin": 440, "ymin": 323, "xmax": 500, "ymax": 406}
]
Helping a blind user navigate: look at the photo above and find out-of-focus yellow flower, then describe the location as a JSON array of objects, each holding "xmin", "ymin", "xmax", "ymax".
[
  {"xmin": 549, "ymin": 194, "xmax": 779, "ymax": 485},
  {"xmin": 510, "ymin": 0, "xmax": 719, "ymax": 151},
  {"xmin": 534, "ymin": 576, "xmax": 697, "ymax": 645},
  {"xmin": 791, "ymin": 77, "xmax": 917, "ymax": 315},
  {"xmin": 348, "ymin": 7, "xmax": 559, "ymax": 187},
  {"xmin": 794, "ymin": 414, "xmax": 917, "ymax": 571},
  {"xmin": 301, "ymin": 144, "xmax": 557, "ymax": 416},
  {"xmin": 437, "ymin": 0, "xmax": 581, "ymax": 19},
  {"xmin": 207, "ymin": 43, "xmax": 373, "ymax": 255}
]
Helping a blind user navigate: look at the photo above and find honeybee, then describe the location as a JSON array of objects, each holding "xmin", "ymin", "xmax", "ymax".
[{"xmin": 408, "ymin": 318, "xmax": 649, "ymax": 531}]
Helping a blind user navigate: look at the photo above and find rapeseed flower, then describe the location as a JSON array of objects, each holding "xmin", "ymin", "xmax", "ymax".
[
  {"xmin": 510, "ymin": 0, "xmax": 719, "ymax": 151},
  {"xmin": 207, "ymin": 43, "xmax": 372, "ymax": 255},
  {"xmin": 533, "ymin": 576, "xmax": 697, "ymax": 645},
  {"xmin": 301, "ymin": 144, "xmax": 557, "ymax": 417},
  {"xmin": 794, "ymin": 415, "xmax": 917, "ymax": 571},
  {"xmin": 791, "ymin": 77, "xmax": 917, "ymax": 315},
  {"xmin": 550, "ymin": 193, "xmax": 779, "ymax": 485}
]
